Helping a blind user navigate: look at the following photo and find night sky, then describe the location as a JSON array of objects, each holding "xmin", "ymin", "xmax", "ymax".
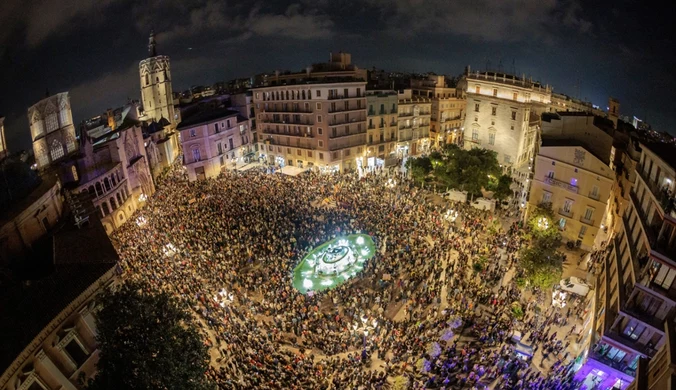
[{"xmin": 0, "ymin": 0, "xmax": 674, "ymax": 152}]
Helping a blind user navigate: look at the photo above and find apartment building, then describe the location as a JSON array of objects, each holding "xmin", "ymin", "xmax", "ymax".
[
  {"xmin": 462, "ymin": 69, "xmax": 552, "ymax": 171},
  {"xmin": 574, "ymin": 141, "xmax": 676, "ymax": 390},
  {"xmin": 624, "ymin": 323, "xmax": 676, "ymax": 390},
  {"xmin": 253, "ymin": 54, "xmax": 367, "ymax": 173},
  {"xmin": 178, "ymin": 108, "xmax": 251, "ymax": 181},
  {"xmin": 411, "ymin": 75, "xmax": 465, "ymax": 146},
  {"xmin": 397, "ymin": 90, "xmax": 431, "ymax": 158},
  {"xmin": 527, "ymin": 140, "xmax": 614, "ymax": 250},
  {"xmin": 365, "ymin": 90, "xmax": 398, "ymax": 168}
]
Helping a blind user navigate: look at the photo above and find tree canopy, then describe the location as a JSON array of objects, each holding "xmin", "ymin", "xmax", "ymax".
[
  {"xmin": 86, "ymin": 281, "xmax": 213, "ymax": 390},
  {"xmin": 406, "ymin": 144, "xmax": 513, "ymax": 200},
  {"xmin": 518, "ymin": 203, "xmax": 565, "ymax": 289}
]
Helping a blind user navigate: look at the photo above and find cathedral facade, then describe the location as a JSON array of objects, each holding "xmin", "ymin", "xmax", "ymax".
[{"xmin": 27, "ymin": 93, "xmax": 78, "ymax": 170}]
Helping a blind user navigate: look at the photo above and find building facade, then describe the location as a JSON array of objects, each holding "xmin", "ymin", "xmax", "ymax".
[
  {"xmin": 73, "ymin": 106, "xmax": 155, "ymax": 234},
  {"xmin": 28, "ymin": 93, "xmax": 78, "ymax": 170},
  {"xmin": 397, "ymin": 90, "xmax": 431, "ymax": 158},
  {"xmin": 462, "ymin": 69, "xmax": 552, "ymax": 171},
  {"xmin": 179, "ymin": 108, "xmax": 251, "ymax": 181},
  {"xmin": 575, "ymin": 141, "xmax": 676, "ymax": 389},
  {"xmin": 411, "ymin": 75, "xmax": 465, "ymax": 146},
  {"xmin": 230, "ymin": 92, "xmax": 258, "ymax": 163},
  {"xmin": 254, "ymin": 81, "xmax": 367, "ymax": 173},
  {"xmin": 365, "ymin": 90, "xmax": 398, "ymax": 168},
  {"xmin": 625, "ymin": 323, "xmax": 676, "ymax": 390},
  {"xmin": 527, "ymin": 143, "xmax": 614, "ymax": 250}
]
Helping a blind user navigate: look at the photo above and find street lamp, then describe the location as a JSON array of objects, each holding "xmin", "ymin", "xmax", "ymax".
[{"xmin": 352, "ymin": 316, "xmax": 378, "ymax": 362}]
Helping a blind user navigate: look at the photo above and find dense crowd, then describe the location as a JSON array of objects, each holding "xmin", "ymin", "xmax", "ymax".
[{"xmin": 112, "ymin": 162, "xmax": 584, "ymax": 389}]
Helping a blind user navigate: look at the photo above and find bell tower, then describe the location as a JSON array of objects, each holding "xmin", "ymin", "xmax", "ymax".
[{"xmin": 139, "ymin": 31, "xmax": 175, "ymax": 125}]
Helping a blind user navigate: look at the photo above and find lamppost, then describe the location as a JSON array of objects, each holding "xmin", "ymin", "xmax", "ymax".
[{"xmin": 352, "ymin": 316, "xmax": 378, "ymax": 363}]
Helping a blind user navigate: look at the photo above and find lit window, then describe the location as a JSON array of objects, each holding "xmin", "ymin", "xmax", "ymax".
[
  {"xmin": 46, "ymin": 113, "xmax": 58, "ymax": 132},
  {"xmin": 50, "ymin": 139, "xmax": 64, "ymax": 161}
]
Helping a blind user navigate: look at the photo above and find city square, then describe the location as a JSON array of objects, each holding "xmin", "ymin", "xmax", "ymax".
[{"xmin": 108, "ymin": 160, "xmax": 591, "ymax": 389}]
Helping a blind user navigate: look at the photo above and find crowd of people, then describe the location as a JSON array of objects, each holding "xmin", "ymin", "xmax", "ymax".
[{"xmin": 111, "ymin": 161, "xmax": 586, "ymax": 389}]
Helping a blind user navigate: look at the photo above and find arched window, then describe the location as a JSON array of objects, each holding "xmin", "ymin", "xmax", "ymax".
[
  {"xmin": 95, "ymin": 182, "xmax": 103, "ymax": 196},
  {"xmin": 116, "ymin": 192, "xmax": 123, "ymax": 206},
  {"xmin": 145, "ymin": 74, "xmax": 149, "ymax": 86},
  {"xmin": 50, "ymin": 139, "xmax": 64, "ymax": 161},
  {"xmin": 110, "ymin": 197, "xmax": 118, "ymax": 210},
  {"xmin": 104, "ymin": 178, "xmax": 111, "ymax": 191},
  {"xmin": 302, "ymin": 90, "xmax": 306, "ymax": 99},
  {"xmin": 111, "ymin": 174, "xmax": 116, "ymax": 186},
  {"xmin": 101, "ymin": 203, "xmax": 109, "ymax": 216},
  {"xmin": 88, "ymin": 186, "xmax": 95, "ymax": 196}
]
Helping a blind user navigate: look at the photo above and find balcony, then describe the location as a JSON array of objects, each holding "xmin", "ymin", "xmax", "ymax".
[
  {"xmin": 603, "ymin": 329, "xmax": 655, "ymax": 358},
  {"xmin": 368, "ymin": 110, "xmax": 375, "ymax": 116},
  {"xmin": 330, "ymin": 106, "xmax": 365, "ymax": 114},
  {"xmin": 329, "ymin": 131, "xmax": 366, "ymax": 140},
  {"xmin": 620, "ymin": 216, "xmax": 639, "ymax": 270},
  {"xmin": 263, "ymin": 130, "xmax": 313, "ymax": 138},
  {"xmin": 327, "ymin": 94, "xmax": 364, "ymax": 100},
  {"xmin": 399, "ymin": 112, "xmax": 413, "ymax": 117},
  {"xmin": 588, "ymin": 348, "xmax": 637, "ymax": 377},
  {"xmin": 328, "ymin": 118, "xmax": 366, "ymax": 127},
  {"xmin": 368, "ymin": 124, "xmax": 376, "ymax": 130},
  {"xmin": 620, "ymin": 302, "xmax": 666, "ymax": 331},
  {"xmin": 558, "ymin": 208, "xmax": 574, "ymax": 218},
  {"xmin": 262, "ymin": 108, "xmax": 312, "ymax": 114},
  {"xmin": 467, "ymin": 138, "xmax": 482, "ymax": 145},
  {"xmin": 261, "ymin": 117, "xmax": 313, "ymax": 126},
  {"xmin": 637, "ymin": 166, "xmax": 676, "ymax": 213},
  {"xmin": 589, "ymin": 191, "xmax": 601, "ymax": 201},
  {"xmin": 580, "ymin": 215, "xmax": 595, "ymax": 226},
  {"xmin": 543, "ymin": 176, "xmax": 579, "ymax": 194},
  {"xmin": 630, "ymin": 189, "xmax": 658, "ymax": 246}
]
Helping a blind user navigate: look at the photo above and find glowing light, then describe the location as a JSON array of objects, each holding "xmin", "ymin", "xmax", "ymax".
[
  {"xmin": 536, "ymin": 216, "xmax": 550, "ymax": 230},
  {"xmin": 356, "ymin": 236, "xmax": 365, "ymax": 245},
  {"xmin": 303, "ymin": 278, "xmax": 313, "ymax": 289}
]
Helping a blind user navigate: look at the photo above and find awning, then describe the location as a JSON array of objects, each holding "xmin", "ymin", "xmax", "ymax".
[{"xmin": 278, "ymin": 166, "xmax": 308, "ymax": 176}]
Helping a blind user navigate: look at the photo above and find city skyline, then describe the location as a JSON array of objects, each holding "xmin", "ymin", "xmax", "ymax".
[{"xmin": 0, "ymin": 0, "xmax": 673, "ymax": 153}]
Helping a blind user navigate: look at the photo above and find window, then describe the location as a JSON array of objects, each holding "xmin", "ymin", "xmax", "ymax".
[
  {"xmin": 654, "ymin": 264, "xmax": 676, "ymax": 289},
  {"xmin": 59, "ymin": 109, "xmax": 71, "ymax": 126},
  {"xmin": 308, "ymin": 151, "xmax": 313, "ymax": 158},
  {"xmin": 475, "ymin": 86, "xmax": 480, "ymax": 94},
  {"xmin": 217, "ymin": 143, "xmax": 223, "ymax": 155},
  {"xmin": 46, "ymin": 113, "xmax": 58, "ymax": 132},
  {"xmin": 474, "ymin": 116, "xmax": 478, "ymax": 122},
  {"xmin": 513, "ymin": 92, "xmax": 518, "ymax": 100},
  {"xmin": 559, "ymin": 218, "xmax": 566, "ymax": 230},
  {"xmin": 511, "ymin": 111, "xmax": 517, "ymax": 120},
  {"xmin": 474, "ymin": 103, "xmax": 480, "ymax": 112},
  {"xmin": 64, "ymin": 338, "xmax": 89, "ymax": 367},
  {"xmin": 316, "ymin": 102, "xmax": 322, "ymax": 110},
  {"xmin": 471, "ymin": 129, "xmax": 479, "ymax": 141},
  {"xmin": 345, "ymin": 149, "xmax": 351, "ymax": 157},
  {"xmin": 541, "ymin": 191, "xmax": 552, "ymax": 203},
  {"xmin": 229, "ymin": 138, "xmax": 234, "ymax": 150},
  {"xmin": 591, "ymin": 185, "xmax": 599, "ymax": 199},
  {"xmin": 493, "ymin": 88, "xmax": 498, "ymax": 97},
  {"xmin": 50, "ymin": 139, "xmax": 64, "ymax": 161},
  {"xmin": 192, "ymin": 148, "xmax": 201, "ymax": 162},
  {"xmin": 546, "ymin": 171, "xmax": 554, "ymax": 178},
  {"xmin": 623, "ymin": 319, "xmax": 646, "ymax": 341},
  {"xmin": 563, "ymin": 199, "xmax": 573, "ymax": 213},
  {"xmin": 491, "ymin": 120, "xmax": 495, "ymax": 126},
  {"xmin": 318, "ymin": 128, "xmax": 323, "ymax": 135},
  {"xmin": 491, "ymin": 107, "xmax": 497, "ymax": 116},
  {"xmin": 190, "ymin": 129, "xmax": 196, "ymax": 137},
  {"xmin": 583, "ymin": 207, "xmax": 594, "ymax": 222},
  {"xmin": 318, "ymin": 140, "xmax": 324, "ymax": 148},
  {"xmin": 317, "ymin": 115, "xmax": 322, "ymax": 123},
  {"xmin": 316, "ymin": 90, "xmax": 321, "ymax": 97},
  {"xmin": 319, "ymin": 152, "xmax": 324, "ymax": 160},
  {"xmin": 488, "ymin": 132, "xmax": 496, "ymax": 145},
  {"xmin": 297, "ymin": 149, "xmax": 302, "ymax": 156},
  {"xmin": 579, "ymin": 225, "xmax": 587, "ymax": 238},
  {"xmin": 504, "ymin": 155, "xmax": 511, "ymax": 164},
  {"xmin": 332, "ymin": 128, "xmax": 337, "ymax": 138},
  {"xmin": 214, "ymin": 124, "xmax": 219, "ymax": 133},
  {"xmin": 510, "ymin": 125, "xmax": 514, "ymax": 130}
]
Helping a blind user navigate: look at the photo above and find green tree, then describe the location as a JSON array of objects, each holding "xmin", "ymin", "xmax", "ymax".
[
  {"xmin": 87, "ymin": 281, "xmax": 213, "ymax": 390},
  {"xmin": 518, "ymin": 203, "xmax": 565, "ymax": 289},
  {"xmin": 492, "ymin": 174, "xmax": 513, "ymax": 201},
  {"xmin": 406, "ymin": 157, "xmax": 433, "ymax": 185}
]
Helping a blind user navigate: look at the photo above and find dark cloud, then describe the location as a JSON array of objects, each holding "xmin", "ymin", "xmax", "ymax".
[{"xmin": 0, "ymin": 0, "xmax": 674, "ymax": 152}]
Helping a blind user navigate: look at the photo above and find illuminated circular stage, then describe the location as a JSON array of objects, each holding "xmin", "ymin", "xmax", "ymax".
[{"xmin": 293, "ymin": 234, "xmax": 376, "ymax": 294}]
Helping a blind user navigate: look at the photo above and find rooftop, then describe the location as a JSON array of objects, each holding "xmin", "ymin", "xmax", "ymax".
[
  {"xmin": 642, "ymin": 141, "xmax": 676, "ymax": 171},
  {"xmin": 0, "ymin": 213, "xmax": 118, "ymax": 372},
  {"xmin": 0, "ymin": 166, "xmax": 55, "ymax": 226},
  {"xmin": 177, "ymin": 107, "xmax": 240, "ymax": 129},
  {"xmin": 540, "ymin": 136, "xmax": 610, "ymax": 167}
]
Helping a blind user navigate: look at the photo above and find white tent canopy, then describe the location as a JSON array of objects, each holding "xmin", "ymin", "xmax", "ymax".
[{"xmin": 278, "ymin": 166, "xmax": 309, "ymax": 176}]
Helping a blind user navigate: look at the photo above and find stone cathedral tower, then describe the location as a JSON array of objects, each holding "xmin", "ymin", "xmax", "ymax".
[
  {"xmin": 27, "ymin": 92, "xmax": 77, "ymax": 170},
  {"xmin": 139, "ymin": 31, "xmax": 175, "ymax": 125}
]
